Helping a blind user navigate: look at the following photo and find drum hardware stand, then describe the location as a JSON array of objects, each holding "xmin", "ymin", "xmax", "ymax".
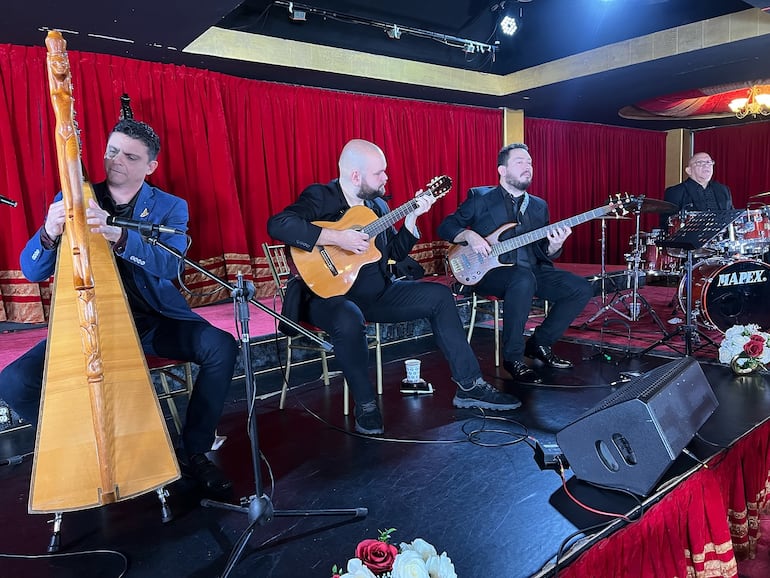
[
  {"xmin": 143, "ymin": 235, "xmax": 365, "ymax": 578},
  {"xmin": 639, "ymin": 210, "xmax": 742, "ymax": 356},
  {"xmin": 582, "ymin": 201, "xmax": 666, "ymax": 333}
]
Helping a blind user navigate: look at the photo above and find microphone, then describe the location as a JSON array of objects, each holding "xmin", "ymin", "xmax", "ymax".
[
  {"xmin": 0, "ymin": 195, "xmax": 18, "ymax": 207},
  {"xmin": 106, "ymin": 215, "xmax": 186, "ymax": 236}
]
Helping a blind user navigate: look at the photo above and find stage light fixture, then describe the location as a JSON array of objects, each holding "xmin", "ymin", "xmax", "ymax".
[
  {"xmin": 287, "ymin": 2, "xmax": 307, "ymax": 22},
  {"xmin": 500, "ymin": 15, "xmax": 518, "ymax": 36},
  {"xmin": 385, "ymin": 25, "xmax": 402, "ymax": 40},
  {"xmin": 273, "ymin": 1, "xmax": 498, "ymax": 58}
]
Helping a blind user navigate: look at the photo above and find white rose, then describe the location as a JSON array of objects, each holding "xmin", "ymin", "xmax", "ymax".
[
  {"xmin": 400, "ymin": 538, "xmax": 437, "ymax": 562},
  {"xmin": 426, "ymin": 553, "xmax": 457, "ymax": 578},
  {"xmin": 391, "ymin": 551, "xmax": 430, "ymax": 578},
  {"xmin": 341, "ymin": 558, "xmax": 378, "ymax": 578}
]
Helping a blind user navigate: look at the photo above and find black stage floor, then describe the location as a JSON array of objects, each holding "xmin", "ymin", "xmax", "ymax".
[{"xmin": 0, "ymin": 331, "xmax": 766, "ymax": 578}]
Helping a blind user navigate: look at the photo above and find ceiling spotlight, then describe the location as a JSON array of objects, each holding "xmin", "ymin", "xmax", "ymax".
[
  {"xmin": 386, "ymin": 25, "xmax": 402, "ymax": 40},
  {"xmin": 500, "ymin": 15, "xmax": 518, "ymax": 36}
]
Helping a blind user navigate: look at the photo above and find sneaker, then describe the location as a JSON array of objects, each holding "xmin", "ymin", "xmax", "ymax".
[
  {"xmin": 453, "ymin": 377, "xmax": 522, "ymax": 410},
  {"xmin": 184, "ymin": 453, "xmax": 233, "ymax": 493},
  {"xmin": 354, "ymin": 401, "xmax": 384, "ymax": 435}
]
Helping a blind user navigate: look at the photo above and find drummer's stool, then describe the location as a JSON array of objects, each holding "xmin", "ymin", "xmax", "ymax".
[{"xmin": 146, "ymin": 355, "xmax": 194, "ymax": 435}]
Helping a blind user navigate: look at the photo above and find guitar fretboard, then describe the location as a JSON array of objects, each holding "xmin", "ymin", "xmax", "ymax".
[
  {"xmin": 361, "ymin": 197, "xmax": 422, "ymax": 238},
  {"xmin": 492, "ymin": 205, "xmax": 611, "ymax": 256}
]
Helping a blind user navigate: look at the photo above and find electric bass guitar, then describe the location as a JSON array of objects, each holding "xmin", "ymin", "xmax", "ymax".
[
  {"xmin": 447, "ymin": 194, "xmax": 633, "ymax": 285},
  {"xmin": 291, "ymin": 175, "xmax": 453, "ymax": 298}
]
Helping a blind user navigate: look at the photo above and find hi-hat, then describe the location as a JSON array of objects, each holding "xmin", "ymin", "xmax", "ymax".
[
  {"xmin": 629, "ymin": 198, "xmax": 678, "ymax": 213},
  {"xmin": 750, "ymin": 191, "xmax": 770, "ymax": 199},
  {"xmin": 598, "ymin": 214, "xmax": 631, "ymax": 220}
]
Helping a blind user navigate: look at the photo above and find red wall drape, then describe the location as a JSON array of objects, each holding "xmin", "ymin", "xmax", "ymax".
[
  {"xmin": 694, "ymin": 121, "xmax": 770, "ymax": 208},
  {"xmin": 0, "ymin": 43, "xmax": 501, "ymax": 321},
  {"xmin": 524, "ymin": 118, "xmax": 668, "ymax": 265}
]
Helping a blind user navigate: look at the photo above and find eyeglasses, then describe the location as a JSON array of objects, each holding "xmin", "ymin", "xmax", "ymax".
[{"xmin": 690, "ymin": 160, "xmax": 715, "ymax": 167}]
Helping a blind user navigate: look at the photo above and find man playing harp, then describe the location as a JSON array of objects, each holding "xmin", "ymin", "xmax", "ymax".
[{"xmin": 0, "ymin": 119, "xmax": 238, "ymax": 495}]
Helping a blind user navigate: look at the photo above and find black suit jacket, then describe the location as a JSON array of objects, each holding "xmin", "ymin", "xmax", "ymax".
[
  {"xmin": 438, "ymin": 185, "xmax": 559, "ymax": 267},
  {"xmin": 661, "ymin": 178, "xmax": 733, "ymax": 226},
  {"xmin": 266, "ymin": 179, "xmax": 419, "ymax": 331}
]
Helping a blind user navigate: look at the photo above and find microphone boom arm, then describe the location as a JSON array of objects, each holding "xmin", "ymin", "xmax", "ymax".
[{"xmin": 143, "ymin": 236, "xmax": 332, "ymax": 351}]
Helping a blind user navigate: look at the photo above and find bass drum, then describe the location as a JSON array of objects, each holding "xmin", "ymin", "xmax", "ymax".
[{"xmin": 679, "ymin": 259, "xmax": 770, "ymax": 333}]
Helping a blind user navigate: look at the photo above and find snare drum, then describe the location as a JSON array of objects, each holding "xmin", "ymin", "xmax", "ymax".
[{"xmin": 678, "ymin": 258, "xmax": 770, "ymax": 333}]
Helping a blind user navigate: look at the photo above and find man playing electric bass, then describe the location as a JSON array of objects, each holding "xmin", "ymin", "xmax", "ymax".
[
  {"xmin": 267, "ymin": 139, "xmax": 522, "ymax": 435},
  {"xmin": 438, "ymin": 143, "xmax": 593, "ymax": 384}
]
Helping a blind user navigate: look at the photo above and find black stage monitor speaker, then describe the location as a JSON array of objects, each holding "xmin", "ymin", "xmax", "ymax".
[{"xmin": 556, "ymin": 356, "xmax": 718, "ymax": 496}]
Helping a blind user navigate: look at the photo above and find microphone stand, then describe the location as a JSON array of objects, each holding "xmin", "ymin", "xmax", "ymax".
[{"xmin": 142, "ymin": 235, "xmax": 366, "ymax": 578}]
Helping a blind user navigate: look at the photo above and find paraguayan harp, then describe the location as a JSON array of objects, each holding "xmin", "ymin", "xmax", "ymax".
[{"xmin": 29, "ymin": 31, "xmax": 179, "ymax": 513}]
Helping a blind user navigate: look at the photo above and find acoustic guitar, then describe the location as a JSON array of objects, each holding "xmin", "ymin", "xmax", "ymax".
[
  {"xmin": 291, "ymin": 175, "xmax": 452, "ymax": 298},
  {"xmin": 447, "ymin": 194, "xmax": 633, "ymax": 286}
]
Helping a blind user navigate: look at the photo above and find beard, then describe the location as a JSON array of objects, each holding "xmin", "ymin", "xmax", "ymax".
[
  {"xmin": 504, "ymin": 173, "xmax": 532, "ymax": 191},
  {"xmin": 357, "ymin": 181, "xmax": 385, "ymax": 201}
]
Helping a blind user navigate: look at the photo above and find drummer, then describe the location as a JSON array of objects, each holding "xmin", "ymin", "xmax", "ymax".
[{"xmin": 659, "ymin": 152, "xmax": 734, "ymax": 227}]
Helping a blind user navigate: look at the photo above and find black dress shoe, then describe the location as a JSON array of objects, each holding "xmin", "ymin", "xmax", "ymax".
[
  {"xmin": 503, "ymin": 360, "xmax": 542, "ymax": 383},
  {"xmin": 524, "ymin": 342, "xmax": 573, "ymax": 369},
  {"xmin": 184, "ymin": 453, "xmax": 233, "ymax": 493}
]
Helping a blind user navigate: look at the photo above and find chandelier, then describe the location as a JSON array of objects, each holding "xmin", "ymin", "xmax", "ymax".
[{"xmin": 728, "ymin": 85, "xmax": 770, "ymax": 119}]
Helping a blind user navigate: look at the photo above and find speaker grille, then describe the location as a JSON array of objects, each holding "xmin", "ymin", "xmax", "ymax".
[{"xmin": 591, "ymin": 357, "xmax": 697, "ymax": 413}]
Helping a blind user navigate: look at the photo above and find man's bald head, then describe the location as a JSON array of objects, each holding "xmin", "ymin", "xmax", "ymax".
[
  {"xmin": 338, "ymin": 139, "xmax": 388, "ymax": 201},
  {"xmin": 339, "ymin": 139, "xmax": 385, "ymax": 174}
]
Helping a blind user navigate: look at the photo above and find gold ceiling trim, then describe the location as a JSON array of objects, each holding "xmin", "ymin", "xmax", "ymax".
[{"xmin": 184, "ymin": 8, "xmax": 770, "ymax": 98}]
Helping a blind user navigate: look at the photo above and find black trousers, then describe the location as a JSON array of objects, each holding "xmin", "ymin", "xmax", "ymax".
[
  {"xmin": 306, "ymin": 279, "xmax": 482, "ymax": 407},
  {"xmin": 473, "ymin": 265, "xmax": 593, "ymax": 363}
]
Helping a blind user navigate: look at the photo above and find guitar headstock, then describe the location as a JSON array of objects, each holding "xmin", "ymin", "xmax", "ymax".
[
  {"xmin": 426, "ymin": 175, "xmax": 453, "ymax": 199},
  {"xmin": 606, "ymin": 192, "xmax": 637, "ymax": 217}
]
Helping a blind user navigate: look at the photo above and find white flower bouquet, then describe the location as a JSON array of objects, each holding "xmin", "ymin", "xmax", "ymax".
[
  {"xmin": 718, "ymin": 324, "xmax": 770, "ymax": 372},
  {"xmin": 332, "ymin": 529, "xmax": 457, "ymax": 578}
]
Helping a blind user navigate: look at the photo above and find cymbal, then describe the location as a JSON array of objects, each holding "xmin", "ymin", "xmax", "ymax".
[
  {"xmin": 750, "ymin": 191, "xmax": 770, "ymax": 199},
  {"xmin": 598, "ymin": 214, "xmax": 631, "ymax": 220},
  {"xmin": 629, "ymin": 198, "xmax": 678, "ymax": 213}
]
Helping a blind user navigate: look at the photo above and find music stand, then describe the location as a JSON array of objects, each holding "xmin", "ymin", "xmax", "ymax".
[{"xmin": 639, "ymin": 210, "xmax": 742, "ymax": 356}]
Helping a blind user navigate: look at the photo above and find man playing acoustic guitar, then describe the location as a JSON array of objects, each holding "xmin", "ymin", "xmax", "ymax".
[
  {"xmin": 438, "ymin": 143, "xmax": 593, "ymax": 384},
  {"xmin": 267, "ymin": 139, "xmax": 522, "ymax": 435}
]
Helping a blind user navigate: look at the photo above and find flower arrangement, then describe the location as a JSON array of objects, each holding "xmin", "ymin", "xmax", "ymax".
[
  {"xmin": 718, "ymin": 324, "xmax": 770, "ymax": 373},
  {"xmin": 332, "ymin": 528, "xmax": 456, "ymax": 578}
]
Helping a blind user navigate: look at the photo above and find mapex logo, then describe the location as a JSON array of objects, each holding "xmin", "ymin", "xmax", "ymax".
[{"xmin": 717, "ymin": 269, "xmax": 768, "ymax": 287}]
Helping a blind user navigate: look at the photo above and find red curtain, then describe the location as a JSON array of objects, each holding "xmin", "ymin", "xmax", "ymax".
[
  {"xmin": 218, "ymin": 80, "xmax": 503, "ymax": 269},
  {"xmin": 0, "ymin": 43, "xmax": 501, "ymax": 321},
  {"xmin": 694, "ymin": 121, "xmax": 770, "ymax": 209},
  {"xmin": 524, "ymin": 118, "xmax": 668, "ymax": 266}
]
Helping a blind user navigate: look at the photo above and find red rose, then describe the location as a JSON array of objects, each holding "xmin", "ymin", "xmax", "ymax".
[
  {"xmin": 355, "ymin": 539, "xmax": 398, "ymax": 574},
  {"xmin": 749, "ymin": 334, "xmax": 765, "ymax": 344},
  {"xmin": 744, "ymin": 339, "xmax": 764, "ymax": 358}
]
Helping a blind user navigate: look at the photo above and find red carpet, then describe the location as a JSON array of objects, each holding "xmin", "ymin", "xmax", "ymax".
[
  {"xmin": 556, "ymin": 281, "xmax": 724, "ymax": 361},
  {"xmin": 0, "ymin": 298, "xmax": 283, "ymax": 372}
]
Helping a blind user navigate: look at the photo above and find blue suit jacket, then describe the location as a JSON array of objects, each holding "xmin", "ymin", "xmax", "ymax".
[{"xmin": 21, "ymin": 181, "xmax": 203, "ymax": 325}]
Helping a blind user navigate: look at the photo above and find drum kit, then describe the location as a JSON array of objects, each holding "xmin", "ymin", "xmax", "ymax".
[{"xmin": 589, "ymin": 192, "xmax": 770, "ymax": 336}]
